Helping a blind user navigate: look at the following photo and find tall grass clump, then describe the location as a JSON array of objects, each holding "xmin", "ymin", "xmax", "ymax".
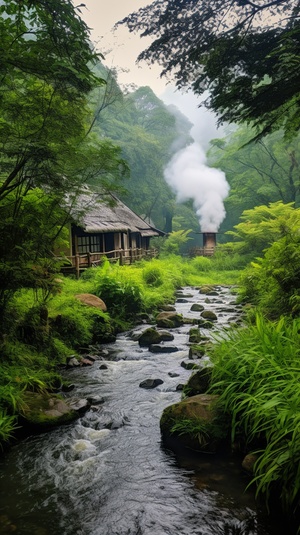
[
  {"xmin": 208, "ymin": 314, "xmax": 300, "ymax": 519},
  {"xmin": 85, "ymin": 257, "xmax": 188, "ymax": 321},
  {"xmin": 190, "ymin": 256, "xmax": 213, "ymax": 273}
]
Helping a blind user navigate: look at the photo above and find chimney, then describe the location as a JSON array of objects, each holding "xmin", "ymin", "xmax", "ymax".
[{"xmin": 203, "ymin": 232, "xmax": 217, "ymax": 255}]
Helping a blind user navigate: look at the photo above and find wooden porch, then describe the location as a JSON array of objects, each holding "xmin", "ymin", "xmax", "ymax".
[{"xmin": 60, "ymin": 247, "xmax": 158, "ymax": 278}]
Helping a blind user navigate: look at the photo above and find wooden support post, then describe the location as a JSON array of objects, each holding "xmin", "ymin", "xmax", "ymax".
[
  {"xmin": 119, "ymin": 251, "xmax": 123, "ymax": 265},
  {"xmin": 87, "ymin": 252, "xmax": 91, "ymax": 268},
  {"xmin": 75, "ymin": 254, "xmax": 80, "ymax": 279}
]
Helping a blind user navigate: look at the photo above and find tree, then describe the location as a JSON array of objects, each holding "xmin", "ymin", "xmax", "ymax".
[
  {"xmin": 235, "ymin": 203, "xmax": 300, "ymax": 316},
  {"xmin": 0, "ymin": 2, "xmax": 127, "ymax": 320},
  {"xmin": 120, "ymin": 0, "xmax": 300, "ymax": 137},
  {"xmin": 207, "ymin": 127, "xmax": 300, "ymax": 236},
  {"xmin": 90, "ymin": 80, "xmax": 193, "ymax": 230},
  {"xmin": 225, "ymin": 201, "xmax": 299, "ymax": 257}
]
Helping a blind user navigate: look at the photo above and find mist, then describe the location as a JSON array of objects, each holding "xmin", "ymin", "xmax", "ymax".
[
  {"xmin": 164, "ymin": 142, "xmax": 229, "ymax": 232},
  {"xmin": 161, "ymin": 88, "xmax": 224, "ymax": 150}
]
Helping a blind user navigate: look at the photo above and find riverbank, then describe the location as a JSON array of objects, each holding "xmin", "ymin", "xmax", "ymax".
[
  {"xmin": 0, "ymin": 255, "xmax": 240, "ymax": 448},
  {"xmin": 1, "ymin": 255, "xmax": 300, "ymax": 531},
  {"xmin": 0, "ymin": 283, "xmax": 281, "ymax": 535}
]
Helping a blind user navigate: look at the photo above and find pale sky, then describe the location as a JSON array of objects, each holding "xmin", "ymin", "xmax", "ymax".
[
  {"xmin": 79, "ymin": 1, "xmax": 167, "ymax": 94},
  {"xmin": 79, "ymin": 1, "xmax": 223, "ymax": 147}
]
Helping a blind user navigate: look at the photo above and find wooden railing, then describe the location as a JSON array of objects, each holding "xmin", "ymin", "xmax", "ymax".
[
  {"xmin": 59, "ymin": 248, "xmax": 158, "ymax": 277},
  {"xmin": 189, "ymin": 246, "xmax": 216, "ymax": 257}
]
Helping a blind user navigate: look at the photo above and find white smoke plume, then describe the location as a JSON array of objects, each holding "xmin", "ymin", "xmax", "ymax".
[{"xmin": 164, "ymin": 142, "xmax": 229, "ymax": 232}]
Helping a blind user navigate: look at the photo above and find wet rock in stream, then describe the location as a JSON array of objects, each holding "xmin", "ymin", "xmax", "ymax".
[
  {"xmin": 149, "ymin": 344, "xmax": 179, "ymax": 353},
  {"xmin": 139, "ymin": 378, "xmax": 164, "ymax": 389},
  {"xmin": 138, "ymin": 327, "xmax": 174, "ymax": 346}
]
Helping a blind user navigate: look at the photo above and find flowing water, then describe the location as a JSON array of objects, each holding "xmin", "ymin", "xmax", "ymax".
[{"xmin": 0, "ymin": 287, "xmax": 287, "ymax": 535}]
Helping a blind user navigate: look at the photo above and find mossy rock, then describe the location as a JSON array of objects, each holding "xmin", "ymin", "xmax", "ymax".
[
  {"xmin": 190, "ymin": 303, "xmax": 205, "ymax": 312},
  {"xmin": 198, "ymin": 319, "xmax": 214, "ymax": 329},
  {"xmin": 201, "ymin": 310, "xmax": 218, "ymax": 321},
  {"xmin": 181, "ymin": 360, "xmax": 201, "ymax": 370},
  {"xmin": 160, "ymin": 394, "xmax": 228, "ymax": 453},
  {"xmin": 156, "ymin": 311, "xmax": 184, "ymax": 328},
  {"xmin": 159, "ymin": 330, "xmax": 175, "ymax": 342},
  {"xmin": 188, "ymin": 327, "xmax": 202, "ymax": 344},
  {"xmin": 199, "ymin": 285, "xmax": 218, "ymax": 295},
  {"xmin": 138, "ymin": 328, "xmax": 162, "ymax": 347},
  {"xmin": 184, "ymin": 368, "xmax": 212, "ymax": 397},
  {"xmin": 188, "ymin": 344, "xmax": 206, "ymax": 358},
  {"xmin": 138, "ymin": 328, "xmax": 175, "ymax": 346},
  {"xmin": 75, "ymin": 293, "xmax": 107, "ymax": 311},
  {"xmin": 160, "ymin": 305, "xmax": 176, "ymax": 312},
  {"xmin": 20, "ymin": 392, "xmax": 79, "ymax": 430}
]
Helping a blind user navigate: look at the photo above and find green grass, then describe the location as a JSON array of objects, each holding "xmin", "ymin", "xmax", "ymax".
[
  {"xmin": 0, "ymin": 254, "xmax": 241, "ymax": 448},
  {"xmin": 208, "ymin": 314, "xmax": 300, "ymax": 517}
]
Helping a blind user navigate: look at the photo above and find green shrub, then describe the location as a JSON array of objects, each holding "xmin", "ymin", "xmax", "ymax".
[
  {"xmin": 209, "ymin": 314, "xmax": 300, "ymax": 517},
  {"xmin": 238, "ymin": 229, "xmax": 300, "ymax": 318},
  {"xmin": 142, "ymin": 265, "xmax": 164, "ymax": 287},
  {"xmin": 0, "ymin": 410, "xmax": 18, "ymax": 446},
  {"xmin": 190, "ymin": 256, "xmax": 212, "ymax": 272},
  {"xmin": 95, "ymin": 275, "xmax": 143, "ymax": 317},
  {"xmin": 211, "ymin": 251, "xmax": 246, "ymax": 271},
  {"xmin": 51, "ymin": 305, "xmax": 94, "ymax": 348}
]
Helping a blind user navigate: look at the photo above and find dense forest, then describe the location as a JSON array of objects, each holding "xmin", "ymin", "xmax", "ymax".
[{"xmin": 1, "ymin": 0, "xmax": 300, "ymax": 533}]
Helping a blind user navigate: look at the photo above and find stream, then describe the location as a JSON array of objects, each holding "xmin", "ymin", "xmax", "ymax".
[{"xmin": 0, "ymin": 286, "xmax": 288, "ymax": 535}]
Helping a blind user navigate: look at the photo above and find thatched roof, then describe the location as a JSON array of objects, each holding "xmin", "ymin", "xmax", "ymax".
[{"xmin": 72, "ymin": 192, "xmax": 164, "ymax": 237}]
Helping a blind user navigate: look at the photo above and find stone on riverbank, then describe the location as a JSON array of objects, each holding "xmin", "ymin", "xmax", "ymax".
[
  {"xmin": 160, "ymin": 394, "xmax": 228, "ymax": 453},
  {"xmin": 184, "ymin": 368, "xmax": 212, "ymax": 397},
  {"xmin": 188, "ymin": 344, "xmax": 207, "ymax": 359},
  {"xmin": 19, "ymin": 392, "xmax": 86, "ymax": 431},
  {"xmin": 75, "ymin": 293, "xmax": 107, "ymax": 311}
]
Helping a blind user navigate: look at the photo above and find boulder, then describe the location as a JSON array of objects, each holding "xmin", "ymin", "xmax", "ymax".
[
  {"xmin": 242, "ymin": 453, "xmax": 259, "ymax": 475},
  {"xmin": 160, "ymin": 394, "xmax": 228, "ymax": 453},
  {"xmin": 198, "ymin": 319, "xmax": 214, "ymax": 329},
  {"xmin": 156, "ymin": 311, "xmax": 184, "ymax": 328},
  {"xmin": 75, "ymin": 293, "xmax": 107, "ymax": 312},
  {"xmin": 138, "ymin": 328, "xmax": 162, "ymax": 347},
  {"xmin": 68, "ymin": 398, "xmax": 91, "ymax": 413},
  {"xmin": 188, "ymin": 345, "xmax": 206, "ymax": 359},
  {"xmin": 199, "ymin": 285, "xmax": 218, "ymax": 295},
  {"xmin": 87, "ymin": 395, "xmax": 105, "ymax": 405},
  {"xmin": 149, "ymin": 344, "xmax": 179, "ymax": 353},
  {"xmin": 184, "ymin": 368, "xmax": 212, "ymax": 397},
  {"xmin": 139, "ymin": 378, "xmax": 164, "ymax": 389},
  {"xmin": 190, "ymin": 303, "xmax": 205, "ymax": 312},
  {"xmin": 80, "ymin": 358, "xmax": 94, "ymax": 366},
  {"xmin": 201, "ymin": 310, "xmax": 218, "ymax": 321},
  {"xmin": 188, "ymin": 327, "xmax": 202, "ymax": 344},
  {"xmin": 181, "ymin": 360, "xmax": 201, "ymax": 370},
  {"xmin": 160, "ymin": 305, "xmax": 176, "ymax": 312},
  {"xmin": 159, "ymin": 331, "xmax": 175, "ymax": 342},
  {"xmin": 20, "ymin": 392, "xmax": 80, "ymax": 430},
  {"xmin": 66, "ymin": 356, "xmax": 81, "ymax": 368}
]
